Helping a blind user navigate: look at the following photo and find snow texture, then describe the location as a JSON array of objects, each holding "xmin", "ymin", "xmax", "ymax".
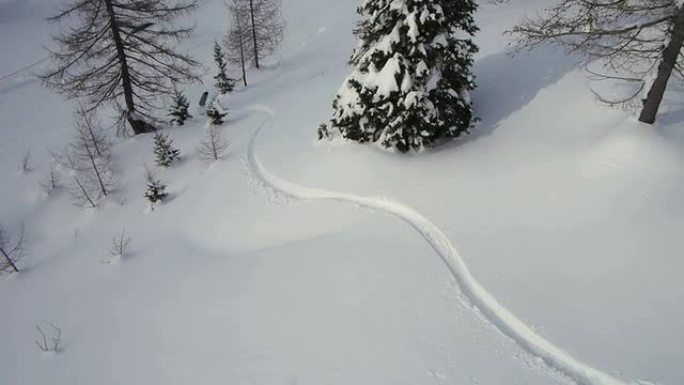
[{"xmin": 1, "ymin": 1, "xmax": 683, "ymax": 385}]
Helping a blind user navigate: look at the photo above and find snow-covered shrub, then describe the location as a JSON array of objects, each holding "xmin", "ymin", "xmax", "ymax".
[
  {"xmin": 317, "ymin": 123, "xmax": 331, "ymax": 140},
  {"xmin": 206, "ymin": 104, "xmax": 227, "ymax": 126}
]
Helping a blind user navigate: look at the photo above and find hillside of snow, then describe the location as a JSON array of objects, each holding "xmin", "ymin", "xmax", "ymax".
[{"xmin": 1, "ymin": 1, "xmax": 683, "ymax": 385}]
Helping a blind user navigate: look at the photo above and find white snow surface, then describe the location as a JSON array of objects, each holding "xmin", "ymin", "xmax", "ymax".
[{"xmin": 2, "ymin": 1, "xmax": 684, "ymax": 385}]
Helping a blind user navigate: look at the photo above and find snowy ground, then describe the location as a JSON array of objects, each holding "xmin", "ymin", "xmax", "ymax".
[{"xmin": 1, "ymin": 0, "xmax": 683, "ymax": 384}]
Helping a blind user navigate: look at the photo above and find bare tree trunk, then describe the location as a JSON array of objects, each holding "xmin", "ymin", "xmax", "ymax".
[
  {"xmin": 237, "ymin": 13, "xmax": 248, "ymax": 86},
  {"xmin": 249, "ymin": 0, "xmax": 260, "ymax": 69},
  {"xmin": 86, "ymin": 145, "xmax": 109, "ymax": 197},
  {"xmin": 103, "ymin": 0, "xmax": 151, "ymax": 134},
  {"xmin": 74, "ymin": 176, "xmax": 97, "ymax": 208},
  {"xmin": 639, "ymin": 7, "xmax": 684, "ymax": 124},
  {"xmin": 0, "ymin": 246, "xmax": 19, "ymax": 273},
  {"xmin": 85, "ymin": 114, "xmax": 103, "ymax": 156}
]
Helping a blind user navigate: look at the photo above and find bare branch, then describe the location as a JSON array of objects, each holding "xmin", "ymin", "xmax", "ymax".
[
  {"xmin": 109, "ymin": 228, "xmax": 131, "ymax": 257},
  {"xmin": 35, "ymin": 322, "xmax": 63, "ymax": 352}
]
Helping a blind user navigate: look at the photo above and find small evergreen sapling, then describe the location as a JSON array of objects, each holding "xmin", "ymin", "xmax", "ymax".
[
  {"xmin": 144, "ymin": 169, "xmax": 168, "ymax": 209},
  {"xmin": 207, "ymin": 104, "xmax": 227, "ymax": 126},
  {"xmin": 153, "ymin": 132, "xmax": 181, "ymax": 167},
  {"xmin": 317, "ymin": 123, "xmax": 330, "ymax": 140},
  {"xmin": 213, "ymin": 42, "xmax": 236, "ymax": 94},
  {"xmin": 169, "ymin": 90, "xmax": 192, "ymax": 126}
]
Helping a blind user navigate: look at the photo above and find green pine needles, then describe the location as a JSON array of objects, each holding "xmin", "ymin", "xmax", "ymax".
[
  {"xmin": 153, "ymin": 132, "xmax": 181, "ymax": 167},
  {"xmin": 327, "ymin": 0, "xmax": 478, "ymax": 152},
  {"xmin": 214, "ymin": 42, "xmax": 236, "ymax": 94}
]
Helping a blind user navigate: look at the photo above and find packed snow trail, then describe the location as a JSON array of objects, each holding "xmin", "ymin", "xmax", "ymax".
[{"xmin": 245, "ymin": 106, "xmax": 647, "ymax": 385}]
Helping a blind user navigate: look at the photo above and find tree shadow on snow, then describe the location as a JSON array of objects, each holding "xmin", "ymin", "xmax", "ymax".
[{"xmin": 468, "ymin": 46, "xmax": 580, "ymax": 140}]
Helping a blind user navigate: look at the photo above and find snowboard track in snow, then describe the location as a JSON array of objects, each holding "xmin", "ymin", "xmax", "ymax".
[{"xmin": 245, "ymin": 106, "xmax": 646, "ymax": 385}]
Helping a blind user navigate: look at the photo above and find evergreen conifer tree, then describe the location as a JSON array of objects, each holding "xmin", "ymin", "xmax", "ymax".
[
  {"xmin": 153, "ymin": 132, "xmax": 181, "ymax": 167},
  {"xmin": 169, "ymin": 90, "xmax": 192, "ymax": 126},
  {"xmin": 144, "ymin": 170, "xmax": 168, "ymax": 208},
  {"xmin": 214, "ymin": 42, "xmax": 236, "ymax": 94},
  {"xmin": 207, "ymin": 104, "xmax": 227, "ymax": 126},
  {"xmin": 328, "ymin": 0, "xmax": 478, "ymax": 152}
]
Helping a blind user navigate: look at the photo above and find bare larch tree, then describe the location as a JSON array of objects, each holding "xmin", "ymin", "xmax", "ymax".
[
  {"xmin": 245, "ymin": 0, "xmax": 285, "ymax": 69},
  {"xmin": 65, "ymin": 109, "xmax": 116, "ymax": 207},
  {"xmin": 42, "ymin": 0, "xmax": 201, "ymax": 135},
  {"xmin": 199, "ymin": 124, "xmax": 229, "ymax": 161},
  {"xmin": 109, "ymin": 228, "xmax": 132, "ymax": 257},
  {"xmin": 225, "ymin": 0, "xmax": 284, "ymax": 73},
  {"xmin": 225, "ymin": 0, "xmax": 252, "ymax": 86},
  {"xmin": 510, "ymin": 0, "xmax": 684, "ymax": 124}
]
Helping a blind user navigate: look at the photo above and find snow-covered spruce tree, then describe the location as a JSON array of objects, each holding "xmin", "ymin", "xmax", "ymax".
[
  {"xmin": 42, "ymin": 0, "xmax": 201, "ymax": 135},
  {"xmin": 153, "ymin": 132, "xmax": 181, "ymax": 167},
  {"xmin": 169, "ymin": 90, "xmax": 192, "ymax": 126},
  {"xmin": 328, "ymin": 0, "xmax": 478, "ymax": 152},
  {"xmin": 206, "ymin": 103, "xmax": 227, "ymax": 126},
  {"xmin": 214, "ymin": 41, "xmax": 236, "ymax": 94},
  {"xmin": 144, "ymin": 169, "xmax": 168, "ymax": 208}
]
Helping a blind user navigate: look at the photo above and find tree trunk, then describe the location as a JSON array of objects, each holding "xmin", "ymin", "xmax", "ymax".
[
  {"xmin": 87, "ymin": 145, "xmax": 108, "ymax": 197},
  {"xmin": 103, "ymin": 0, "xmax": 152, "ymax": 135},
  {"xmin": 249, "ymin": 0, "xmax": 260, "ymax": 69},
  {"xmin": 639, "ymin": 6, "xmax": 684, "ymax": 124},
  {"xmin": 74, "ymin": 176, "xmax": 97, "ymax": 208},
  {"xmin": 0, "ymin": 246, "xmax": 19, "ymax": 273},
  {"xmin": 237, "ymin": 14, "xmax": 248, "ymax": 86},
  {"xmin": 87, "ymin": 120, "xmax": 103, "ymax": 157}
]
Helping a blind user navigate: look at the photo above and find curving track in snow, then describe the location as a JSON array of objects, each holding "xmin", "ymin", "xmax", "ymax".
[{"xmin": 245, "ymin": 106, "xmax": 643, "ymax": 385}]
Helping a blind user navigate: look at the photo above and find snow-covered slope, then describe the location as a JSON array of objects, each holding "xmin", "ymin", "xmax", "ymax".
[{"xmin": 1, "ymin": 1, "xmax": 683, "ymax": 385}]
